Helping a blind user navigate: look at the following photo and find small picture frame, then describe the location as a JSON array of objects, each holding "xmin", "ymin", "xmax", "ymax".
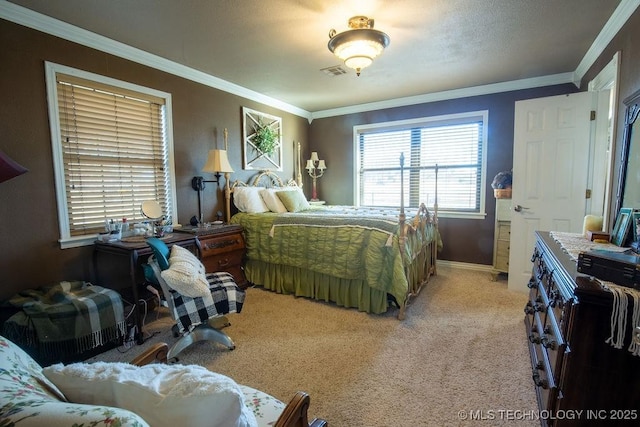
[
  {"xmin": 634, "ymin": 211, "xmax": 640, "ymax": 241},
  {"xmin": 611, "ymin": 207, "xmax": 634, "ymax": 246}
]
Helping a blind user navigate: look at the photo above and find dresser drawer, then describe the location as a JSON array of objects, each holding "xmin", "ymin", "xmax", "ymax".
[
  {"xmin": 496, "ymin": 240, "xmax": 510, "ymax": 257},
  {"xmin": 497, "ymin": 222, "xmax": 511, "ymax": 240},
  {"xmin": 199, "ymin": 233, "xmax": 245, "ymax": 257},
  {"xmin": 495, "ymin": 255, "xmax": 509, "ymax": 270},
  {"xmin": 526, "ymin": 313, "xmax": 557, "ymax": 413},
  {"xmin": 201, "ymin": 249, "xmax": 244, "ymax": 272}
]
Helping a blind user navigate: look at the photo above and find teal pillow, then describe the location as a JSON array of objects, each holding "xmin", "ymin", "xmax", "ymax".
[{"xmin": 276, "ymin": 189, "xmax": 310, "ymax": 212}]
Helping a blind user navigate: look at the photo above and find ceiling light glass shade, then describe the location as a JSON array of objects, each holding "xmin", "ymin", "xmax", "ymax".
[
  {"xmin": 328, "ymin": 21, "xmax": 390, "ymax": 76},
  {"xmin": 202, "ymin": 149, "xmax": 234, "ymax": 173}
]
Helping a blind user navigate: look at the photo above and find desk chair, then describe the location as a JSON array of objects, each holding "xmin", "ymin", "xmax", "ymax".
[{"xmin": 145, "ymin": 237, "xmax": 244, "ymax": 360}]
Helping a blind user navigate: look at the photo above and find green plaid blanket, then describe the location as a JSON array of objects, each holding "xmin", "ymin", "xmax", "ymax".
[{"xmin": 2, "ymin": 281, "xmax": 126, "ymax": 363}]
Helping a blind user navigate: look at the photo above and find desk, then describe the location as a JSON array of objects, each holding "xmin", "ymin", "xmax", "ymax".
[{"xmin": 93, "ymin": 234, "xmax": 197, "ymax": 343}]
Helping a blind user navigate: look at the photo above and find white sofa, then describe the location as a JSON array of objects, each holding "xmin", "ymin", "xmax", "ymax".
[{"xmin": 0, "ymin": 336, "xmax": 325, "ymax": 427}]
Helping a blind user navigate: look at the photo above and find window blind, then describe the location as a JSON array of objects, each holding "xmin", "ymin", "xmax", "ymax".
[
  {"xmin": 358, "ymin": 116, "xmax": 484, "ymax": 213},
  {"xmin": 56, "ymin": 75, "xmax": 171, "ymax": 236}
]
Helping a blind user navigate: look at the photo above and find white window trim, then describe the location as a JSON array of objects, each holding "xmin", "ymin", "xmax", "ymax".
[
  {"xmin": 44, "ymin": 61, "xmax": 178, "ymax": 248},
  {"xmin": 353, "ymin": 111, "xmax": 489, "ymax": 220}
]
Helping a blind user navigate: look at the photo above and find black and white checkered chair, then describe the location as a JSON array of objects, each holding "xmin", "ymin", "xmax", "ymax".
[{"xmin": 145, "ymin": 237, "xmax": 245, "ymax": 360}]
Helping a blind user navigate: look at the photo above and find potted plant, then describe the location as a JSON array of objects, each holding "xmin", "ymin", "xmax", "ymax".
[{"xmin": 253, "ymin": 122, "xmax": 279, "ymax": 155}]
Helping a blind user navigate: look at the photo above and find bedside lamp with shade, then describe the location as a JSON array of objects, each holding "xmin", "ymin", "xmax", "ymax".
[
  {"xmin": 305, "ymin": 151, "xmax": 326, "ymax": 201},
  {"xmin": 191, "ymin": 129, "xmax": 234, "ymax": 223}
]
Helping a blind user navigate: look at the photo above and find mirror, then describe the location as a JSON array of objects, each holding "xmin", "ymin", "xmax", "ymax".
[
  {"xmin": 614, "ymin": 89, "xmax": 640, "ymax": 216},
  {"xmin": 141, "ymin": 200, "xmax": 163, "ymax": 220}
]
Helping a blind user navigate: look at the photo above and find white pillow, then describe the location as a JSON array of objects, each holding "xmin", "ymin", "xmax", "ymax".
[
  {"xmin": 43, "ymin": 362, "xmax": 258, "ymax": 427},
  {"xmin": 260, "ymin": 187, "xmax": 294, "ymax": 213},
  {"xmin": 233, "ymin": 186, "xmax": 269, "ymax": 213},
  {"xmin": 160, "ymin": 245, "xmax": 210, "ymax": 298}
]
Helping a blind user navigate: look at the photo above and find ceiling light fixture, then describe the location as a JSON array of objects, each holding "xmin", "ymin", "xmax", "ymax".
[{"xmin": 328, "ymin": 16, "xmax": 390, "ymax": 76}]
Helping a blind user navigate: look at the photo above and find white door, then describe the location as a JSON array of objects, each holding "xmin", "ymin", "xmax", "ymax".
[{"xmin": 508, "ymin": 92, "xmax": 594, "ymax": 292}]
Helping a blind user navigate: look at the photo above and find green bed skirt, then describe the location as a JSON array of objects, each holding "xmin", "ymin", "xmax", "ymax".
[{"xmin": 244, "ymin": 259, "xmax": 391, "ymax": 314}]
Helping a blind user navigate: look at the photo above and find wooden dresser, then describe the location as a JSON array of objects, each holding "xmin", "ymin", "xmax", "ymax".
[
  {"xmin": 176, "ymin": 224, "xmax": 249, "ymax": 289},
  {"xmin": 525, "ymin": 231, "xmax": 640, "ymax": 425},
  {"xmin": 491, "ymin": 198, "xmax": 511, "ymax": 280}
]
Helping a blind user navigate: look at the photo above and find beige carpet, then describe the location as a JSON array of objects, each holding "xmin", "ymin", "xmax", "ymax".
[{"xmin": 90, "ymin": 265, "xmax": 539, "ymax": 426}]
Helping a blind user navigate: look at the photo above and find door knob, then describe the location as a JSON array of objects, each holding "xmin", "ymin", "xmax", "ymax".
[{"xmin": 514, "ymin": 204, "xmax": 529, "ymax": 212}]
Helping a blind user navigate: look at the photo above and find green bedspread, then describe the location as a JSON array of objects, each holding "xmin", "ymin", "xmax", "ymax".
[{"xmin": 230, "ymin": 206, "xmax": 437, "ymax": 310}]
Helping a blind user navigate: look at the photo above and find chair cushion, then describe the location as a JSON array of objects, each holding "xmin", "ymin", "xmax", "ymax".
[
  {"xmin": 43, "ymin": 362, "xmax": 258, "ymax": 427},
  {"xmin": 0, "ymin": 336, "xmax": 149, "ymax": 427},
  {"xmin": 160, "ymin": 244, "xmax": 211, "ymax": 298}
]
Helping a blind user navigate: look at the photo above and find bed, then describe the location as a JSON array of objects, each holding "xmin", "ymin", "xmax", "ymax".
[{"xmin": 227, "ymin": 165, "xmax": 440, "ymax": 320}]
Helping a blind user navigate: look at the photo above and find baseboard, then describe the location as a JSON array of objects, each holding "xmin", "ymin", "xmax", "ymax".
[{"xmin": 437, "ymin": 260, "xmax": 493, "ymax": 272}]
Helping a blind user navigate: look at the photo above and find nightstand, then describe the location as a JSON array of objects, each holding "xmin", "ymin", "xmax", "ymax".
[{"xmin": 175, "ymin": 224, "xmax": 249, "ymax": 289}]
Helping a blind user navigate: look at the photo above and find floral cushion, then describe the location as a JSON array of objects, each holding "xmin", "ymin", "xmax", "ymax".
[
  {"xmin": 241, "ymin": 385, "xmax": 287, "ymax": 426},
  {"xmin": 0, "ymin": 335, "xmax": 149, "ymax": 427},
  {"xmin": 0, "ymin": 336, "xmax": 288, "ymax": 427}
]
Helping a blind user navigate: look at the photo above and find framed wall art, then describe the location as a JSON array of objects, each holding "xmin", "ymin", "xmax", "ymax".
[{"xmin": 242, "ymin": 107, "xmax": 283, "ymax": 170}]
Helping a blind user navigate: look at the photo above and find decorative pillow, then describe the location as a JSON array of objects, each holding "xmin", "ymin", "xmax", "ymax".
[
  {"xmin": 276, "ymin": 188, "xmax": 311, "ymax": 212},
  {"xmin": 260, "ymin": 187, "xmax": 294, "ymax": 213},
  {"xmin": 160, "ymin": 245, "xmax": 210, "ymax": 298},
  {"xmin": 233, "ymin": 186, "xmax": 269, "ymax": 213},
  {"xmin": 43, "ymin": 362, "xmax": 258, "ymax": 427}
]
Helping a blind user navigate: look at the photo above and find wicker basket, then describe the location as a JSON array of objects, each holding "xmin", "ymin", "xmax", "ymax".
[{"xmin": 493, "ymin": 188, "xmax": 512, "ymax": 199}]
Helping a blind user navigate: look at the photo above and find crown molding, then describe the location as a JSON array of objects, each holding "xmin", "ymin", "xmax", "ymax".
[
  {"xmin": 574, "ymin": 0, "xmax": 640, "ymax": 82},
  {"xmin": 311, "ymin": 73, "xmax": 576, "ymax": 120},
  {"xmin": 0, "ymin": 1, "xmax": 312, "ymax": 120},
  {"xmin": 3, "ymin": 0, "xmax": 637, "ymax": 122}
]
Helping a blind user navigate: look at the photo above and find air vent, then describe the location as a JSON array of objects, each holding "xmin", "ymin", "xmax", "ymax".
[{"xmin": 321, "ymin": 65, "xmax": 347, "ymax": 76}]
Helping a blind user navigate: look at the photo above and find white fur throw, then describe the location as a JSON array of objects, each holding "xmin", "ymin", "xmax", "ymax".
[{"xmin": 43, "ymin": 362, "xmax": 257, "ymax": 427}]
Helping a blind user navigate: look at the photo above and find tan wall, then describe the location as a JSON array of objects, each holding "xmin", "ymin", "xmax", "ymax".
[{"xmin": 0, "ymin": 19, "xmax": 308, "ymax": 300}]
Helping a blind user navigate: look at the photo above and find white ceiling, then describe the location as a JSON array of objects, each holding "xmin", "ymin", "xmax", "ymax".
[{"xmin": 3, "ymin": 0, "xmax": 635, "ymax": 118}]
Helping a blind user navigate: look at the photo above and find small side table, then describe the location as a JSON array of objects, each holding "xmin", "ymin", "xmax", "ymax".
[{"xmin": 175, "ymin": 224, "xmax": 249, "ymax": 288}]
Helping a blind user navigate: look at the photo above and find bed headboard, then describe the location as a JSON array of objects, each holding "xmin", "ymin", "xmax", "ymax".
[{"xmin": 228, "ymin": 170, "xmax": 298, "ymax": 217}]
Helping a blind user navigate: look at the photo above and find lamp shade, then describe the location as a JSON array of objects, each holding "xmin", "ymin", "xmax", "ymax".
[
  {"xmin": 305, "ymin": 159, "xmax": 314, "ymax": 170},
  {"xmin": 0, "ymin": 150, "xmax": 28, "ymax": 183},
  {"xmin": 202, "ymin": 149, "xmax": 234, "ymax": 173}
]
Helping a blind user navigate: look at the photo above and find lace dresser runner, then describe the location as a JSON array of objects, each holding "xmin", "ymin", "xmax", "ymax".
[{"xmin": 549, "ymin": 231, "xmax": 640, "ymax": 356}]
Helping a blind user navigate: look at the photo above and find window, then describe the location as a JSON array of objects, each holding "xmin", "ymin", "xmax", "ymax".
[
  {"xmin": 355, "ymin": 111, "xmax": 488, "ymax": 218},
  {"xmin": 45, "ymin": 62, "xmax": 177, "ymax": 248}
]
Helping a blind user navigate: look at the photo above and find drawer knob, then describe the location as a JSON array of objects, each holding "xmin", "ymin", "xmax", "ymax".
[
  {"xmin": 217, "ymin": 258, "xmax": 230, "ymax": 267},
  {"xmin": 541, "ymin": 336, "xmax": 557, "ymax": 350},
  {"xmin": 532, "ymin": 369, "xmax": 548, "ymax": 389},
  {"xmin": 528, "ymin": 333, "xmax": 541, "ymax": 344},
  {"xmin": 524, "ymin": 302, "xmax": 535, "ymax": 315}
]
